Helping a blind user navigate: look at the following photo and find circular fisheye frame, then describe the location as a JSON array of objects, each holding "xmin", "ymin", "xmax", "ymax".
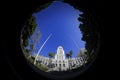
[{"xmin": 20, "ymin": 0, "xmax": 100, "ymax": 79}]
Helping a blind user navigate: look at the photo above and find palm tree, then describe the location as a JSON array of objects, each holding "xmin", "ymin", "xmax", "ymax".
[
  {"xmin": 69, "ymin": 50, "xmax": 73, "ymax": 58},
  {"xmin": 48, "ymin": 52, "xmax": 54, "ymax": 68},
  {"xmin": 66, "ymin": 53, "xmax": 70, "ymax": 59},
  {"xmin": 69, "ymin": 50, "xmax": 73, "ymax": 70},
  {"xmin": 66, "ymin": 53, "xmax": 71, "ymax": 71},
  {"xmin": 27, "ymin": 44, "xmax": 34, "ymax": 59},
  {"xmin": 49, "ymin": 52, "xmax": 54, "ymax": 58}
]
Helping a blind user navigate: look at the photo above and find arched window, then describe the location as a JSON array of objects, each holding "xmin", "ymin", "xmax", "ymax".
[
  {"xmin": 59, "ymin": 64, "xmax": 61, "ymax": 67},
  {"xmin": 63, "ymin": 64, "xmax": 65, "ymax": 67}
]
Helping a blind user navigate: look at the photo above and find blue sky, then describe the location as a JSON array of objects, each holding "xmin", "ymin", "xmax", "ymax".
[{"xmin": 31, "ymin": 1, "xmax": 85, "ymax": 58}]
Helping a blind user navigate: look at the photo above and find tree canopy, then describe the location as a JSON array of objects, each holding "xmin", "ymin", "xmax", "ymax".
[
  {"xmin": 21, "ymin": 1, "xmax": 54, "ymax": 47},
  {"xmin": 22, "ymin": 16, "xmax": 37, "ymax": 47},
  {"xmin": 64, "ymin": 0, "xmax": 100, "ymax": 57},
  {"xmin": 69, "ymin": 50, "xmax": 73, "ymax": 58},
  {"xmin": 66, "ymin": 50, "xmax": 73, "ymax": 59},
  {"xmin": 49, "ymin": 52, "xmax": 54, "ymax": 58},
  {"xmin": 35, "ymin": 2, "xmax": 53, "ymax": 13}
]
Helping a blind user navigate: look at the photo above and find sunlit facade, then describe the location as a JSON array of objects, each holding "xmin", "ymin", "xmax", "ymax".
[{"xmin": 34, "ymin": 46, "xmax": 87, "ymax": 71}]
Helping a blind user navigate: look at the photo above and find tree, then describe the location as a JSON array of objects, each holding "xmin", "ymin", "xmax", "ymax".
[
  {"xmin": 69, "ymin": 50, "xmax": 73, "ymax": 58},
  {"xmin": 63, "ymin": 0, "xmax": 100, "ymax": 62},
  {"xmin": 23, "ymin": 49, "xmax": 30, "ymax": 58},
  {"xmin": 69, "ymin": 50, "xmax": 73, "ymax": 70},
  {"xmin": 48, "ymin": 52, "xmax": 54, "ymax": 68},
  {"xmin": 30, "ymin": 44, "xmax": 34, "ymax": 51},
  {"xmin": 35, "ymin": 2, "xmax": 53, "ymax": 13},
  {"xmin": 22, "ymin": 16, "xmax": 37, "ymax": 47},
  {"xmin": 49, "ymin": 52, "xmax": 54, "ymax": 58},
  {"xmin": 27, "ymin": 44, "xmax": 34, "ymax": 58},
  {"xmin": 66, "ymin": 53, "xmax": 70, "ymax": 70},
  {"xmin": 29, "ymin": 27, "xmax": 41, "ymax": 54},
  {"xmin": 66, "ymin": 53, "xmax": 70, "ymax": 59},
  {"xmin": 66, "ymin": 50, "xmax": 73, "ymax": 71}
]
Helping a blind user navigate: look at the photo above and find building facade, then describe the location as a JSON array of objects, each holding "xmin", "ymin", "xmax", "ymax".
[
  {"xmin": 35, "ymin": 46, "xmax": 87, "ymax": 71},
  {"xmin": 52, "ymin": 46, "xmax": 69, "ymax": 71}
]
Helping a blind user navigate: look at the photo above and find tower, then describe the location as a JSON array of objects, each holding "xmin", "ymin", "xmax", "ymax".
[{"xmin": 55, "ymin": 46, "xmax": 65, "ymax": 60}]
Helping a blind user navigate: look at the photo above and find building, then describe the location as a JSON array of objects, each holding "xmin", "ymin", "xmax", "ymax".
[
  {"xmin": 34, "ymin": 46, "xmax": 87, "ymax": 71},
  {"xmin": 52, "ymin": 46, "xmax": 69, "ymax": 71},
  {"xmin": 77, "ymin": 48, "xmax": 87, "ymax": 63}
]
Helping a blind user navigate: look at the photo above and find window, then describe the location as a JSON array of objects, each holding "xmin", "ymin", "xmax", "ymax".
[
  {"xmin": 59, "ymin": 64, "xmax": 61, "ymax": 67},
  {"xmin": 63, "ymin": 64, "xmax": 65, "ymax": 67},
  {"xmin": 76, "ymin": 61, "xmax": 78, "ymax": 64}
]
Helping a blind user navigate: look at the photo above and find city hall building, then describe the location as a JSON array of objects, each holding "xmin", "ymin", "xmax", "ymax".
[{"xmin": 34, "ymin": 46, "xmax": 87, "ymax": 71}]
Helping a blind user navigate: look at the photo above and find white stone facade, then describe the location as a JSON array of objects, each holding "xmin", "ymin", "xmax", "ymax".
[
  {"xmin": 34, "ymin": 46, "xmax": 87, "ymax": 71},
  {"xmin": 52, "ymin": 46, "xmax": 69, "ymax": 71}
]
